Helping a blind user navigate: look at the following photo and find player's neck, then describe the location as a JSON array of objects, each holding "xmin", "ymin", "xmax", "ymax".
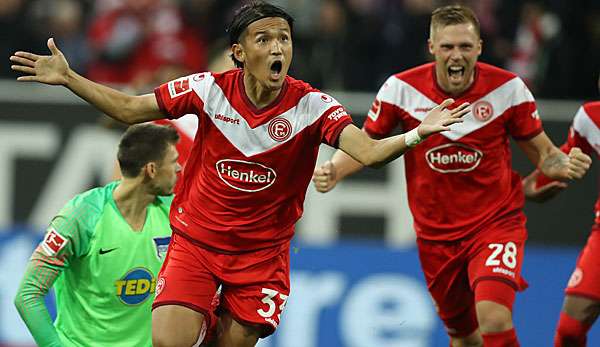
[
  {"xmin": 113, "ymin": 179, "xmax": 154, "ymax": 231},
  {"xmin": 243, "ymin": 73, "xmax": 281, "ymax": 109}
]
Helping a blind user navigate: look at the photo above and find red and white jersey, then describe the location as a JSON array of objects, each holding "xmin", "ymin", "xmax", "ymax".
[
  {"xmin": 365, "ymin": 62, "xmax": 542, "ymax": 241},
  {"xmin": 536, "ymin": 101, "xmax": 600, "ymax": 225},
  {"xmin": 154, "ymin": 69, "xmax": 352, "ymax": 252},
  {"xmin": 154, "ymin": 115, "xmax": 198, "ymax": 166},
  {"xmin": 154, "ymin": 115, "xmax": 198, "ymax": 194}
]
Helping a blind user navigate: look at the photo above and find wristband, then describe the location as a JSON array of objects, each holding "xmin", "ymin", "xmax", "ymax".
[{"xmin": 404, "ymin": 128, "xmax": 423, "ymax": 148}]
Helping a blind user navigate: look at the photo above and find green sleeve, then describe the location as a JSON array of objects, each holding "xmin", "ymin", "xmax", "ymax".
[
  {"xmin": 14, "ymin": 199, "xmax": 94, "ymax": 347},
  {"xmin": 14, "ymin": 247, "xmax": 65, "ymax": 347}
]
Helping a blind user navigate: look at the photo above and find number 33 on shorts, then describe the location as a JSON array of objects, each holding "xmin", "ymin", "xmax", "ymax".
[{"xmin": 257, "ymin": 288, "xmax": 288, "ymax": 327}]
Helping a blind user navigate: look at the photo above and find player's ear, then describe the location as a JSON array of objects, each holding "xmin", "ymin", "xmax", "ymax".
[
  {"xmin": 427, "ymin": 38, "xmax": 434, "ymax": 55},
  {"xmin": 144, "ymin": 162, "xmax": 158, "ymax": 179},
  {"xmin": 232, "ymin": 43, "xmax": 245, "ymax": 65}
]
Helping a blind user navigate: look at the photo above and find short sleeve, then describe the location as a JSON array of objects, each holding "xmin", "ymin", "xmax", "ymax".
[
  {"xmin": 320, "ymin": 105, "xmax": 352, "ymax": 148},
  {"xmin": 363, "ymin": 76, "xmax": 403, "ymax": 138},
  {"xmin": 34, "ymin": 199, "xmax": 95, "ymax": 267},
  {"xmin": 154, "ymin": 73, "xmax": 209, "ymax": 119},
  {"xmin": 507, "ymin": 78, "xmax": 543, "ymax": 140},
  {"xmin": 568, "ymin": 106, "xmax": 595, "ymax": 156}
]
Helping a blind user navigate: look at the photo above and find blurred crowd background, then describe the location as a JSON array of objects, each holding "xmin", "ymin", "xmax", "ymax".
[
  {"xmin": 1, "ymin": 0, "xmax": 599, "ymax": 98},
  {"xmin": 1, "ymin": 1, "xmax": 600, "ymax": 346}
]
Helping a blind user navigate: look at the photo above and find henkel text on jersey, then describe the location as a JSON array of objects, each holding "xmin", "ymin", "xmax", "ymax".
[
  {"xmin": 364, "ymin": 62, "xmax": 543, "ymax": 241},
  {"xmin": 155, "ymin": 70, "xmax": 352, "ymax": 252}
]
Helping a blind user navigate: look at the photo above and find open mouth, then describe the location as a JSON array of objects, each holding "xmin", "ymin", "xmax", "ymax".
[
  {"xmin": 447, "ymin": 65, "xmax": 465, "ymax": 82},
  {"xmin": 270, "ymin": 60, "xmax": 283, "ymax": 79}
]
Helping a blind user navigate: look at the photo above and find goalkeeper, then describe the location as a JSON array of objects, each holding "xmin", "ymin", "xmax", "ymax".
[{"xmin": 14, "ymin": 123, "xmax": 180, "ymax": 346}]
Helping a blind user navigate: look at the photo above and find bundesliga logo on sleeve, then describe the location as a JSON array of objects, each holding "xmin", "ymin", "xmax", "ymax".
[
  {"xmin": 41, "ymin": 228, "xmax": 67, "ymax": 256},
  {"xmin": 168, "ymin": 77, "xmax": 192, "ymax": 99}
]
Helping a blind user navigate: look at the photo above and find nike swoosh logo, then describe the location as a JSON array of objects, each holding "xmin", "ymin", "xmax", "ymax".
[{"xmin": 99, "ymin": 247, "xmax": 119, "ymax": 255}]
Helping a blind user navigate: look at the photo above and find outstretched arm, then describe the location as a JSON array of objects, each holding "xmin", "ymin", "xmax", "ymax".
[
  {"xmin": 312, "ymin": 99, "xmax": 469, "ymax": 192},
  {"xmin": 10, "ymin": 38, "xmax": 163, "ymax": 124}
]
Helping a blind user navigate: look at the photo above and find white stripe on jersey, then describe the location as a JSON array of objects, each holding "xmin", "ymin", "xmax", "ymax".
[
  {"xmin": 189, "ymin": 73, "xmax": 342, "ymax": 157},
  {"xmin": 170, "ymin": 114, "xmax": 199, "ymax": 140},
  {"xmin": 573, "ymin": 106, "xmax": 600, "ymax": 155},
  {"xmin": 378, "ymin": 76, "xmax": 535, "ymax": 141}
]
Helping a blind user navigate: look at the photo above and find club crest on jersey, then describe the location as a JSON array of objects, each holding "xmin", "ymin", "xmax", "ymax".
[
  {"xmin": 472, "ymin": 101, "xmax": 494, "ymax": 122},
  {"xmin": 567, "ymin": 267, "xmax": 583, "ymax": 288},
  {"xmin": 216, "ymin": 159, "xmax": 277, "ymax": 192},
  {"xmin": 268, "ymin": 117, "xmax": 292, "ymax": 142},
  {"xmin": 153, "ymin": 236, "xmax": 171, "ymax": 260},
  {"xmin": 426, "ymin": 143, "xmax": 483, "ymax": 173},
  {"xmin": 115, "ymin": 267, "xmax": 157, "ymax": 305},
  {"xmin": 168, "ymin": 77, "xmax": 192, "ymax": 98},
  {"xmin": 41, "ymin": 228, "xmax": 67, "ymax": 256}
]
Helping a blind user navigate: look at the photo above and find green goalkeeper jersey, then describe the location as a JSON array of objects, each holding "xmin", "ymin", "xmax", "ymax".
[{"xmin": 15, "ymin": 181, "xmax": 173, "ymax": 347}]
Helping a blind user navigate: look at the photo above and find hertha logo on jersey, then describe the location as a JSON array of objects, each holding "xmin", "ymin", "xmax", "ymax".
[{"xmin": 153, "ymin": 236, "xmax": 171, "ymax": 260}]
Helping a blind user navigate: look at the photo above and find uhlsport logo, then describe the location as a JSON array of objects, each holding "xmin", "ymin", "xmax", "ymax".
[
  {"xmin": 472, "ymin": 100, "xmax": 494, "ymax": 121},
  {"xmin": 426, "ymin": 143, "xmax": 483, "ymax": 173},
  {"xmin": 216, "ymin": 159, "xmax": 276, "ymax": 192},
  {"xmin": 115, "ymin": 267, "xmax": 157, "ymax": 305},
  {"xmin": 268, "ymin": 117, "xmax": 292, "ymax": 142}
]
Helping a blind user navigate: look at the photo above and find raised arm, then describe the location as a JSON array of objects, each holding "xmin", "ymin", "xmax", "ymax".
[
  {"xmin": 313, "ymin": 99, "xmax": 469, "ymax": 192},
  {"xmin": 10, "ymin": 38, "xmax": 164, "ymax": 124},
  {"xmin": 516, "ymin": 131, "xmax": 591, "ymax": 181}
]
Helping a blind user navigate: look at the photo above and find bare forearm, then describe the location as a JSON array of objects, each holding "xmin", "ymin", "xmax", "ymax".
[
  {"xmin": 360, "ymin": 133, "xmax": 409, "ymax": 168},
  {"xmin": 330, "ymin": 150, "xmax": 364, "ymax": 180},
  {"xmin": 539, "ymin": 149, "xmax": 570, "ymax": 180},
  {"xmin": 65, "ymin": 69, "xmax": 163, "ymax": 124}
]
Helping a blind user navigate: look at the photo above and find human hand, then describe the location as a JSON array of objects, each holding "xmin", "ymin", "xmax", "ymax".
[
  {"xmin": 10, "ymin": 38, "xmax": 70, "ymax": 86},
  {"xmin": 312, "ymin": 161, "xmax": 337, "ymax": 193},
  {"xmin": 522, "ymin": 170, "xmax": 567, "ymax": 203},
  {"xmin": 417, "ymin": 99, "xmax": 470, "ymax": 138},
  {"xmin": 564, "ymin": 147, "xmax": 592, "ymax": 180}
]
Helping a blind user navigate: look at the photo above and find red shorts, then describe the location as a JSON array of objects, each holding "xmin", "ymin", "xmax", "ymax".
[
  {"xmin": 417, "ymin": 225, "xmax": 528, "ymax": 337},
  {"xmin": 152, "ymin": 232, "xmax": 290, "ymax": 337},
  {"xmin": 565, "ymin": 226, "xmax": 600, "ymax": 301}
]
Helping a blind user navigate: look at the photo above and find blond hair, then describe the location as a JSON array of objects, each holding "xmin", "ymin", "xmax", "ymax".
[{"xmin": 430, "ymin": 5, "xmax": 480, "ymax": 39}]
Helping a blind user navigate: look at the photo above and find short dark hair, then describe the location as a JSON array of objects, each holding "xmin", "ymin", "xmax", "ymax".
[
  {"xmin": 227, "ymin": 1, "xmax": 294, "ymax": 68},
  {"xmin": 430, "ymin": 5, "xmax": 480, "ymax": 39},
  {"xmin": 117, "ymin": 123, "xmax": 179, "ymax": 178}
]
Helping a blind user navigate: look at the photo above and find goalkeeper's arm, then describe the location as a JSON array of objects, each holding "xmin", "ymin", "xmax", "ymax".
[{"xmin": 14, "ymin": 247, "xmax": 66, "ymax": 347}]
